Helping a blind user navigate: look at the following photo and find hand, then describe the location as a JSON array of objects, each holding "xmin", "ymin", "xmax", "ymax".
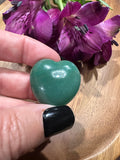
[{"xmin": 0, "ymin": 30, "xmax": 75, "ymax": 160}]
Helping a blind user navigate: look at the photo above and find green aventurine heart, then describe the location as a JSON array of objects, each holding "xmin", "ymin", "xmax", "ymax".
[{"xmin": 30, "ymin": 59, "xmax": 81, "ymax": 106}]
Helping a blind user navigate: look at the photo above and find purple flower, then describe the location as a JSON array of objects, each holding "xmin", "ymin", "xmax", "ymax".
[
  {"xmin": 57, "ymin": 2, "xmax": 120, "ymax": 65},
  {"xmin": 3, "ymin": 0, "xmax": 61, "ymax": 44},
  {"xmin": 3, "ymin": 1, "xmax": 120, "ymax": 66},
  {"xmin": 30, "ymin": 8, "xmax": 61, "ymax": 44},
  {"xmin": 47, "ymin": 8, "xmax": 61, "ymax": 45},
  {"xmin": 3, "ymin": 0, "xmax": 44, "ymax": 34},
  {"xmin": 29, "ymin": 9, "xmax": 53, "ymax": 43}
]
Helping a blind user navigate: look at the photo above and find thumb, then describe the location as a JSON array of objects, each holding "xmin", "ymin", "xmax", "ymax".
[{"xmin": 0, "ymin": 104, "xmax": 74, "ymax": 160}]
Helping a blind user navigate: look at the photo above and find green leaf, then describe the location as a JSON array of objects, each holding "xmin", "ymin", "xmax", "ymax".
[
  {"xmin": 70, "ymin": 0, "xmax": 92, "ymax": 5},
  {"xmin": 53, "ymin": 0, "xmax": 58, "ymax": 4},
  {"xmin": 83, "ymin": 1, "xmax": 92, "ymax": 4},
  {"xmin": 97, "ymin": 0, "xmax": 112, "ymax": 9},
  {"xmin": 42, "ymin": 5, "xmax": 48, "ymax": 11}
]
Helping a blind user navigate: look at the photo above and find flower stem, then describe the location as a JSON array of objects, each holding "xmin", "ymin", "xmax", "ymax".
[
  {"xmin": 58, "ymin": 0, "xmax": 64, "ymax": 10},
  {"xmin": 46, "ymin": 0, "xmax": 51, "ymax": 9}
]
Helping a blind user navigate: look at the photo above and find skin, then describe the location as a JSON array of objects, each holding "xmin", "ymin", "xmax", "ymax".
[{"xmin": 0, "ymin": 30, "xmax": 61, "ymax": 160}]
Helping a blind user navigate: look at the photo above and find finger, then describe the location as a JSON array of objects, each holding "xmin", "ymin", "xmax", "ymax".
[
  {"xmin": 0, "ymin": 104, "xmax": 75, "ymax": 160},
  {"xmin": 0, "ymin": 96, "xmax": 35, "ymax": 108},
  {"xmin": 0, "ymin": 30, "xmax": 60, "ymax": 66},
  {"xmin": 0, "ymin": 68, "xmax": 35, "ymax": 100}
]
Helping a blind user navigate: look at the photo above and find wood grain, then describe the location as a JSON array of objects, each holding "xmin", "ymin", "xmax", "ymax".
[{"xmin": 0, "ymin": 1, "xmax": 120, "ymax": 160}]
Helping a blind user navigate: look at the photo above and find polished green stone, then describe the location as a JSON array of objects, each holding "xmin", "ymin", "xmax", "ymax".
[{"xmin": 30, "ymin": 59, "xmax": 81, "ymax": 106}]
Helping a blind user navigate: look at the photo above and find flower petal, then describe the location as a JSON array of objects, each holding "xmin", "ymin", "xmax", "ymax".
[
  {"xmin": 30, "ymin": 9, "xmax": 53, "ymax": 43},
  {"xmin": 10, "ymin": 0, "xmax": 29, "ymax": 5},
  {"xmin": 73, "ymin": 47, "xmax": 93, "ymax": 62},
  {"xmin": 58, "ymin": 26, "xmax": 76, "ymax": 60},
  {"xmin": 94, "ymin": 41, "xmax": 112, "ymax": 65},
  {"xmin": 94, "ymin": 53, "xmax": 101, "ymax": 66},
  {"xmin": 75, "ymin": 28, "xmax": 103, "ymax": 54},
  {"xmin": 3, "ymin": 6, "xmax": 16, "ymax": 23},
  {"xmin": 96, "ymin": 15, "xmax": 120, "ymax": 39},
  {"xmin": 58, "ymin": 27, "xmax": 74, "ymax": 53},
  {"xmin": 4, "ymin": 5, "xmax": 30, "ymax": 34},
  {"xmin": 58, "ymin": 27, "xmax": 94, "ymax": 62},
  {"xmin": 30, "ymin": 0, "xmax": 43, "ymax": 13},
  {"xmin": 101, "ymin": 41, "xmax": 112, "ymax": 62},
  {"xmin": 47, "ymin": 8, "xmax": 61, "ymax": 25},
  {"xmin": 47, "ymin": 8, "xmax": 61, "ymax": 45},
  {"xmin": 60, "ymin": 2, "xmax": 81, "ymax": 19},
  {"xmin": 10, "ymin": 0, "xmax": 28, "ymax": 5},
  {"xmin": 78, "ymin": 1, "xmax": 109, "ymax": 26}
]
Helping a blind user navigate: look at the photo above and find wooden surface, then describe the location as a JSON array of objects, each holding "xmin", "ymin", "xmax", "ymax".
[{"xmin": 0, "ymin": 1, "xmax": 120, "ymax": 160}]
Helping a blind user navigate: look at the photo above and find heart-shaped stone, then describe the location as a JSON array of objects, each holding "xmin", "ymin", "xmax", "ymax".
[{"xmin": 30, "ymin": 59, "xmax": 81, "ymax": 106}]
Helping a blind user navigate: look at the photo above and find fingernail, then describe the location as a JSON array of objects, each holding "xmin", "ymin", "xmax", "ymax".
[{"xmin": 43, "ymin": 106, "xmax": 75, "ymax": 137}]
